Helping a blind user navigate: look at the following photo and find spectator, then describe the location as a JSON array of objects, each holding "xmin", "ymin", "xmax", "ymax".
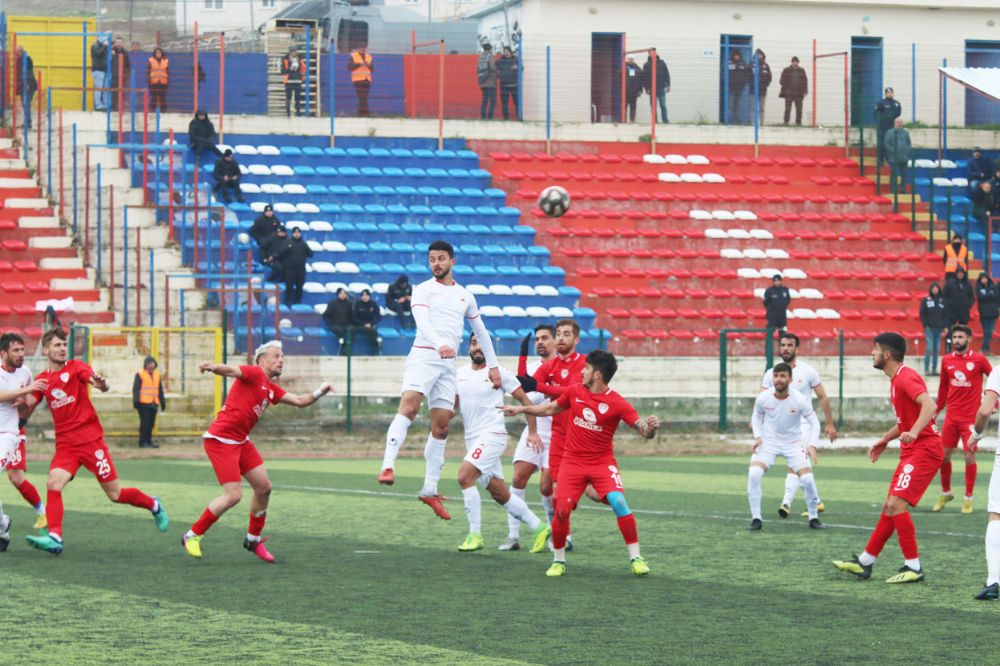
[
  {"xmin": 943, "ymin": 267, "xmax": 974, "ymax": 348},
  {"xmin": 624, "ymin": 56, "xmax": 643, "ymax": 123},
  {"xmin": 348, "ymin": 45, "xmax": 373, "ymax": 117},
  {"xmin": 726, "ymin": 51, "xmax": 750, "ymax": 125},
  {"xmin": 990, "ymin": 165, "xmax": 1000, "ymax": 192},
  {"xmin": 212, "ymin": 149, "xmax": 244, "ymax": 204},
  {"xmin": 250, "ymin": 204, "xmax": 281, "ymax": 248},
  {"xmin": 322, "ymin": 287, "xmax": 353, "ymax": 350},
  {"xmin": 90, "ymin": 36, "xmax": 110, "ymax": 111},
  {"xmin": 779, "ymin": 56, "xmax": 808, "ymax": 126},
  {"xmin": 496, "ymin": 46, "xmax": 519, "ymax": 120},
  {"xmin": 968, "ymin": 147, "xmax": 993, "ymax": 192},
  {"xmin": 478, "ymin": 43, "xmax": 498, "ymax": 119},
  {"xmin": 920, "ymin": 283, "xmax": 947, "ymax": 375},
  {"xmin": 278, "ymin": 227, "xmax": 312, "ymax": 305},
  {"xmin": 281, "ymin": 48, "xmax": 307, "ymax": 117},
  {"xmin": 642, "ymin": 50, "xmax": 670, "ymax": 124},
  {"xmin": 260, "ymin": 226, "xmax": 287, "ymax": 283},
  {"xmin": 972, "ymin": 181, "xmax": 995, "ymax": 231},
  {"xmin": 763, "ymin": 273, "xmax": 791, "ymax": 331},
  {"xmin": 147, "ymin": 47, "xmax": 169, "ymax": 113},
  {"xmin": 883, "ymin": 117, "xmax": 911, "ymax": 194},
  {"xmin": 942, "ymin": 233, "xmax": 969, "ymax": 280},
  {"xmin": 874, "ymin": 87, "xmax": 901, "ymax": 168},
  {"xmin": 753, "ymin": 49, "xmax": 772, "ymax": 123},
  {"xmin": 976, "ymin": 273, "xmax": 1000, "ymax": 354},
  {"xmin": 188, "ymin": 109, "xmax": 221, "ymax": 164},
  {"xmin": 110, "ymin": 36, "xmax": 131, "ymax": 111},
  {"xmin": 351, "ymin": 289, "xmax": 383, "ymax": 353},
  {"xmin": 132, "ymin": 355, "xmax": 165, "ymax": 449},
  {"xmin": 386, "ymin": 274, "xmax": 414, "ymax": 328},
  {"xmin": 13, "ymin": 47, "xmax": 37, "ymax": 129}
]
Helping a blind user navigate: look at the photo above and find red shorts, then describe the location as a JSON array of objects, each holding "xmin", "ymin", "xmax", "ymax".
[
  {"xmin": 888, "ymin": 440, "xmax": 945, "ymax": 506},
  {"xmin": 555, "ymin": 456, "xmax": 625, "ymax": 506},
  {"xmin": 50, "ymin": 438, "xmax": 118, "ymax": 483},
  {"xmin": 941, "ymin": 418, "xmax": 974, "ymax": 450},
  {"xmin": 7, "ymin": 439, "xmax": 27, "ymax": 472},
  {"xmin": 204, "ymin": 437, "xmax": 264, "ymax": 485}
]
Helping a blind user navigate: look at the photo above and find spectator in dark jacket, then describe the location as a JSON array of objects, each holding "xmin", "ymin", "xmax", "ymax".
[
  {"xmin": 883, "ymin": 117, "xmax": 912, "ymax": 194},
  {"xmin": 386, "ymin": 274, "xmax": 414, "ymax": 328},
  {"xmin": 642, "ymin": 51, "xmax": 670, "ymax": 123},
  {"xmin": 90, "ymin": 37, "xmax": 110, "ymax": 111},
  {"xmin": 990, "ymin": 165, "xmax": 1000, "ymax": 193},
  {"xmin": 322, "ymin": 288, "xmax": 353, "ymax": 349},
  {"xmin": 920, "ymin": 282, "xmax": 947, "ymax": 375},
  {"xmin": 110, "ymin": 36, "xmax": 131, "ymax": 111},
  {"xmin": 943, "ymin": 267, "xmax": 974, "ymax": 349},
  {"xmin": 874, "ymin": 87, "xmax": 902, "ymax": 167},
  {"xmin": 188, "ymin": 109, "xmax": 221, "ymax": 164},
  {"xmin": 753, "ymin": 49, "xmax": 772, "ymax": 123},
  {"xmin": 478, "ymin": 43, "xmax": 498, "ymax": 119},
  {"xmin": 968, "ymin": 147, "xmax": 993, "ymax": 192},
  {"xmin": 726, "ymin": 51, "xmax": 750, "ymax": 125},
  {"xmin": 278, "ymin": 227, "xmax": 313, "ymax": 305},
  {"xmin": 976, "ymin": 273, "xmax": 1000, "ymax": 354},
  {"xmin": 763, "ymin": 273, "xmax": 791, "ymax": 330},
  {"xmin": 779, "ymin": 56, "xmax": 808, "ymax": 125},
  {"xmin": 260, "ymin": 226, "xmax": 287, "ymax": 282},
  {"xmin": 212, "ymin": 149, "xmax": 244, "ymax": 204},
  {"xmin": 250, "ymin": 205, "xmax": 281, "ymax": 247},
  {"xmin": 496, "ymin": 46, "xmax": 519, "ymax": 120},
  {"xmin": 624, "ymin": 56, "xmax": 643, "ymax": 123},
  {"xmin": 14, "ymin": 47, "xmax": 37, "ymax": 129},
  {"xmin": 351, "ymin": 289, "xmax": 383, "ymax": 353},
  {"xmin": 972, "ymin": 181, "xmax": 997, "ymax": 231}
]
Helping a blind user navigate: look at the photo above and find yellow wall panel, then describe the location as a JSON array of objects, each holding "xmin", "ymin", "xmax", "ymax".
[{"xmin": 8, "ymin": 16, "xmax": 101, "ymax": 110}]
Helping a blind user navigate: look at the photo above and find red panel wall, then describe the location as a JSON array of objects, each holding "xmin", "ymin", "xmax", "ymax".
[{"xmin": 404, "ymin": 54, "xmax": 484, "ymax": 119}]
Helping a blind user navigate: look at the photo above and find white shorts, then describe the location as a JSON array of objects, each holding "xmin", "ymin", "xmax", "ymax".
[
  {"xmin": 751, "ymin": 441, "xmax": 810, "ymax": 473},
  {"xmin": 464, "ymin": 432, "xmax": 507, "ymax": 486},
  {"xmin": 0, "ymin": 432, "xmax": 18, "ymax": 471},
  {"xmin": 401, "ymin": 348, "xmax": 457, "ymax": 411},
  {"xmin": 988, "ymin": 452, "xmax": 1000, "ymax": 514},
  {"xmin": 512, "ymin": 426, "xmax": 551, "ymax": 468}
]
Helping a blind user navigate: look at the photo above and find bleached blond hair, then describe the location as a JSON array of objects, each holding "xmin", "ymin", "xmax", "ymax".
[{"xmin": 254, "ymin": 340, "xmax": 284, "ymax": 363}]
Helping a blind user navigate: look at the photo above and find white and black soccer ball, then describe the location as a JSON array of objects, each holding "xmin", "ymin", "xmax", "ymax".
[{"xmin": 537, "ymin": 185, "xmax": 571, "ymax": 218}]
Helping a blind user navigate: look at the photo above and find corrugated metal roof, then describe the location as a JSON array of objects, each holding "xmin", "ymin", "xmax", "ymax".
[{"xmin": 940, "ymin": 67, "xmax": 1000, "ymax": 103}]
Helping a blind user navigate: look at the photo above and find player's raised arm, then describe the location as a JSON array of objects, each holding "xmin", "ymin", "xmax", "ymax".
[
  {"xmin": 971, "ymin": 389, "xmax": 1000, "ymax": 443},
  {"xmin": 500, "ymin": 401, "xmax": 563, "ymax": 418},
  {"xmin": 0, "ymin": 378, "xmax": 46, "ymax": 403},
  {"xmin": 511, "ymin": 385, "xmax": 542, "ymax": 450},
  {"xmin": 630, "ymin": 414, "xmax": 659, "ymax": 440},
  {"xmin": 198, "ymin": 362, "xmax": 244, "ymax": 379},
  {"xmin": 88, "ymin": 370, "xmax": 110, "ymax": 393},
  {"xmin": 278, "ymin": 382, "xmax": 333, "ymax": 408}
]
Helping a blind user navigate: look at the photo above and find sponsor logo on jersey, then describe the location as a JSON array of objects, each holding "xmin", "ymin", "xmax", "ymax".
[
  {"xmin": 598, "ymin": 403, "xmax": 609, "ymax": 414},
  {"xmin": 952, "ymin": 370, "xmax": 972, "ymax": 388},
  {"xmin": 51, "ymin": 388, "xmax": 67, "ymax": 400},
  {"xmin": 59, "ymin": 372, "xmax": 70, "ymax": 383},
  {"xmin": 573, "ymin": 416, "xmax": 603, "ymax": 432},
  {"xmin": 582, "ymin": 407, "xmax": 597, "ymax": 423}
]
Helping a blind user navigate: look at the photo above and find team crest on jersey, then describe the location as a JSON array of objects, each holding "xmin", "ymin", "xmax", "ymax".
[
  {"xmin": 608, "ymin": 464, "xmax": 619, "ymax": 473},
  {"xmin": 598, "ymin": 403, "xmax": 609, "ymax": 414},
  {"xmin": 560, "ymin": 369, "xmax": 569, "ymax": 379},
  {"xmin": 268, "ymin": 390, "xmax": 274, "ymax": 400},
  {"xmin": 95, "ymin": 449, "xmax": 105, "ymax": 460},
  {"xmin": 789, "ymin": 408, "xmax": 798, "ymax": 414},
  {"xmin": 51, "ymin": 388, "xmax": 67, "ymax": 400},
  {"xmin": 582, "ymin": 407, "xmax": 597, "ymax": 423},
  {"xmin": 903, "ymin": 463, "xmax": 914, "ymax": 473},
  {"xmin": 60, "ymin": 372, "xmax": 70, "ymax": 382},
  {"xmin": 967, "ymin": 362, "xmax": 976, "ymax": 371}
]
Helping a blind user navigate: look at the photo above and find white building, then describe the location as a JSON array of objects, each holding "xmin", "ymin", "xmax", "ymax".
[{"xmin": 175, "ymin": 0, "xmax": 294, "ymax": 35}]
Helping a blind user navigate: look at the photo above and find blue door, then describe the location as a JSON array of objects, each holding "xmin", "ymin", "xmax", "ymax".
[
  {"xmin": 719, "ymin": 34, "xmax": 753, "ymax": 124},
  {"xmin": 850, "ymin": 36, "xmax": 883, "ymax": 127},
  {"xmin": 966, "ymin": 40, "xmax": 1000, "ymax": 126},
  {"xmin": 591, "ymin": 33, "xmax": 623, "ymax": 123}
]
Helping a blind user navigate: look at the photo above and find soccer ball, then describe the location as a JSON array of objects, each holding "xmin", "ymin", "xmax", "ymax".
[
  {"xmin": 537, "ymin": 186, "xmax": 571, "ymax": 218},
  {"xmin": 237, "ymin": 232, "xmax": 250, "ymax": 245}
]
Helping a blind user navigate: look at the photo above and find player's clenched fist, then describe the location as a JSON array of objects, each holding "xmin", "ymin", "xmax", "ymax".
[
  {"xmin": 198, "ymin": 362, "xmax": 216, "ymax": 374},
  {"xmin": 488, "ymin": 367, "xmax": 502, "ymax": 389}
]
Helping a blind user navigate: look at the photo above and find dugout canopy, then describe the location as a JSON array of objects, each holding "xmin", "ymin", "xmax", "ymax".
[{"xmin": 939, "ymin": 66, "xmax": 1000, "ymax": 103}]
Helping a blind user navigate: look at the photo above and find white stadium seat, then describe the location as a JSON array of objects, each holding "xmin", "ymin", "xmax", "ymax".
[
  {"xmin": 720, "ymin": 248, "xmax": 743, "ymax": 259},
  {"xmin": 753, "ymin": 288, "xmax": 766, "ymax": 299},
  {"xmin": 502, "ymin": 306, "xmax": 527, "ymax": 318},
  {"xmin": 310, "ymin": 261, "xmax": 336, "ymax": 273},
  {"xmin": 310, "ymin": 221, "xmax": 334, "ymax": 233},
  {"xmin": 658, "ymin": 172, "xmax": 682, "ymax": 183},
  {"xmin": 466, "ymin": 284, "xmax": 489, "ymax": 295},
  {"xmin": 248, "ymin": 164, "xmax": 271, "ymax": 176},
  {"xmin": 816, "ymin": 308, "xmax": 840, "ymax": 319},
  {"xmin": 743, "ymin": 248, "xmax": 767, "ymax": 259},
  {"xmin": 303, "ymin": 282, "xmax": 326, "ymax": 294},
  {"xmin": 250, "ymin": 201, "xmax": 268, "ymax": 212},
  {"xmin": 704, "ymin": 228, "xmax": 728, "ymax": 239},
  {"xmin": 759, "ymin": 267, "xmax": 782, "ymax": 279},
  {"xmin": 727, "ymin": 229, "xmax": 751, "ymax": 239},
  {"xmin": 642, "ymin": 154, "xmax": 666, "ymax": 164},
  {"xmin": 261, "ymin": 183, "xmax": 283, "ymax": 194},
  {"xmin": 689, "ymin": 209, "xmax": 712, "ymax": 220},
  {"xmin": 296, "ymin": 203, "xmax": 320, "ymax": 213},
  {"xmin": 325, "ymin": 282, "xmax": 348, "ymax": 293},
  {"xmin": 372, "ymin": 282, "xmax": 389, "ymax": 294},
  {"xmin": 748, "ymin": 228, "xmax": 772, "ymax": 239},
  {"xmin": 549, "ymin": 306, "xmax": 573, "ymax": 318},
  {"xmin": 664, "ymin": 154, "xmax": 687, "ymax": 164},
  {"xmin": 799, "ymin": 288, "xmax": 824, "ymax": 299},
  {"xmin": 782, "ymin": 268, "xmax": 807, "ymax": 279},
  {"xmin": 792, "ymin": 308, "xmax": 818, "ymax": 319},
  {"xmin": 335, "ymin": 262, "xmax": 360, "ymax": 274},
  {"xmin": 305, "ymin": 239, "xmax": 322, "ymax": 252},
  {"xmin": 764, "ymin": 248, "xmax": 789, "ymax": 259},
  {"xmin": 321, "ymin": 240, "xmax": 345, "ymax": 252},
  {"xmin": 512, "ymin": 284, "xmax": 535, "ymax": 296},
  {"xmin": 702, "ymin": 173, "xmax": 726, "ymax": 183},
  {"xmin": 480, "ymin": 305, "xmax": 504, "ymax": 318},
  {"xmin": 526, "ymin": 306, "xmax": 549, "ymax": 317},
  {"xmin": 257, "ymin": 145, "xmax": 280, "ymax": 155},
  {"xmin": 283, "ymin": 184, "xmax": 307, "ymax": 194},
  {"xmin": 234, "ymin": 144, "xmax": 258, "ymax": 156},
  {"xmin": 738, "ymin": 268, "xmax": 762, "ymax": 279},
  {"xmin": 239, "ymin": 183, "xmax": 261, "ymax": 194},
  {"xmin": 686, "ymin": 154, "xmax": 710, "ymax": 165},
  {"xmin": 680, "ymin": 172, "xmax": 703, "ymax": 183},
  {"xmin": 535, "ymin": 285, "xmax": 559, "ymax": 297},
  {"xmin": 711, "ymin": 210, "xmax": 735, "ymax": 220},
  {"xmin": 238, "ymin": 164, "xmax": 249, "ymax": 175},
  {"xmin": 313, "ymin": 303, "xmax": 326, "ymax": 315},
  {"xmin": 348, "ymin": 282, "xmax": 371, "ymax": 293},
  {"xmin": 287, "ymin": 221, "xmax": 310, "ymax": 232},
  {"xmin": 489, "ymin": 284, "xmax": 513, "ymax": 296},
  {"xmin": 271, "ymin": 164, "xmax": 294, "ymax": 176},
  {"xmin": 735, "ymin": 210, "xmax": 759, "ymax": 221}
]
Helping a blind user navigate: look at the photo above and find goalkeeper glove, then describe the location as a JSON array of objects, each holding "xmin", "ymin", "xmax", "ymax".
[{"xmin": 517, "ymin": 374, "xmax": 538, "ymax": 393}]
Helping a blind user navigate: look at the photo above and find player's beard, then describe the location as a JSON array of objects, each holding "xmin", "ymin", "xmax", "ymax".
[
  {"xmin": 873, "ymin": 355, "xmax": 886, "ymax": 370},
  {"xmin": 953, "ymin": 341, "xmax": 968, "ymax": 353},
  {"xmin": 535, "ymin": 344, "xmax": 548, "ymax": 358},
  {"xmin": 780, "ymin": 350, "xmax": 796, "ymax": 363},
  {"xmin": 432, "ymin": 266, "xmax": 451, "ymax": 281},
  {"xmin": 470, "ymin": 351, "xmax": 486, "ymax": 366}
]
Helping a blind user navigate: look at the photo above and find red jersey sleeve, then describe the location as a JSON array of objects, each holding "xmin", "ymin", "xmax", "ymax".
[
  {"xmin": 935, "ymin": 363, "xmax": 949, "ymax": 410},
  {"xmin": 555, "ymin": 384, "xmax": 577, "ymax": 410},
  {"xmin": 983, "ymin": 356, "xmax": 994, "ymax": 378},
  {"xmin": 76, "ymin": 361, "xmax": 95, "ymax": 384},
  {"xmin": 532, "ymin": 359, "xmax": 568, "ymax": 398},
  {"xmin": 269, "ymin": 380, "xmax": 287, "ymax": 403},
  {"xmin": 238, "ymin": 365, "xmax": 260, "ymax": 383},
  {"xmin": 617, "ymin": 397, "xmax": 640, "ymax": 428},
  {"xmin": 900, "ymin": 369, "xmax": 929, "ymax": 404}
]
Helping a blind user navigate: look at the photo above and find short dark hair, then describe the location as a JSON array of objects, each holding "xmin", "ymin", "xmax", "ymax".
[
  {"xmin": 586, "ymin": 350, "xmax": 618, "ymax": 383},
  {"xmin": 534, "ymin": 324, "xmax": 556, "ymax": 338},
  {"xmin": 951, "ymin": 324, "xmax": 973, "ymax": 337},
  {"xmin": 874, "ymin": 332, "xmax": 906, "ymax": 361},
  {"xmin": 779, "ymin": 332, "xmax": 800, "ymax": 348},
  {"xmin": 556, "ymin": 319, "xmax": 581, "ymax": 337},
  {"xmin": 772, "ymin": 362, "xmax": 793, "ymax": 377},
  {"xmin": 0, "ymin": 332, "xmax": 25, "ymax": 352},
  {"xmin": 428, "ymin": 240, "xmax": 454, "ymax": 258},
  {"xmin": 42, "ymin": 327, "xmax": 68, "ymax": 349}
]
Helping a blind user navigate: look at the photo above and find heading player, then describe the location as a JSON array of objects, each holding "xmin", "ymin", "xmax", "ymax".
[
  {"xmin": 761, "ymin": 332, "xmax": 837, "ymax": 519},
  {"xmin": 503, "ymin": 350, "xmax": 659, "ymax": 577},
  {"xmin": 932, "ymin": 324, "xmax": 991, "ymax": 514},
  {"xmin": 749, "ymin": 362, "xmax": 825, "ymax": 531},
  {"xmin": 378, "ymin": 240, "xmax": 502, "ymax": 522},
  {"xmin": 834, "ymin": 333, "xmax": 945, "ymax": 584},
  {"xmin": 21, "ymin": 328, "xmax": 169, "ymax": 555},
  {"xmin": 183, "ymin": 340, "xmax": 331, "ymax": 562},
  {"xmin": 968, "ymin": 365, "xmax": 1000, "ymax": 600},
  {"xmin": 453, "ymin": 335, "xmax": 551, "ymax": 554}
]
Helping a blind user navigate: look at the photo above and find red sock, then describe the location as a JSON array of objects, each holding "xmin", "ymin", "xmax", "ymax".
[
  {"xmin": 966, "ymin": 463, "xmax": 978, "ymax": 498},
  {"xmin": 115, "ymin": 487, "xmax": 155, "ymax": 510},
  {"xmin": 616, "ymin": 513, "xmax": 639, "ymax": 544},
  {"xmin": 863, "ymin": 512, "xmax": 896, "ymax": 558},
  {"xmin": 191, "ymin": 507, "xmax": 220, "ymax": 536},
  {"xmin": 551, "ymin": 513, "xmax": 570, "ymax": 550},
  {"xmin": 46, "ymin": 489, "xmax": 64, "ymax": 540},
  {"xmin": 891, "ymin": 511, "xmax": 918, "ymax": 560},
  {"xmin": 15, "ymin": 479, "xmax": 42, "ymax": 508},
  {"xmin": 248, "ymin": 512, "xmax": 267, "ymax": 538},
  {"xmin": 940, "ymin": 460, "xmax": 952, "ymax": 493}
]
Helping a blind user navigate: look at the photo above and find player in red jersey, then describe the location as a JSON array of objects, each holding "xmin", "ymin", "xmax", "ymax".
[
  {"xmin": 834, "ymin": 332, "xmax": 945, "ymax": 584},
  {"xmin": 182, "ymin": 340, "xmax": 331, "ymax": 562},
  {"xmin": 1, "ymin": 332, "xmax": 47, "ymax": 530},
  {"xmin": 20, "ymin": 328, "xmax": 169, "ymax": 555},
  {"xmin": 931, "ymin": 325, "xmax": 992, "ymax": 513},
  {"xmin": 504, "ymin": 350, "xmax": 660, "ymax": 577}
]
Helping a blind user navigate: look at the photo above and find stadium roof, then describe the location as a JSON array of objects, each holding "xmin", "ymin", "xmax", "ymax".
[{"xmin": 939, "ymin": 67, "xmax": 1000, "ymax": 103}]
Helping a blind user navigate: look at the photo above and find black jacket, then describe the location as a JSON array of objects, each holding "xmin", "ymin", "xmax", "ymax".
[
  {"xmin": 260, "ymin": 234, "xmax": 286, "ymax": 264},
  {"xmin": 625, "ymin": 62, "xmax": 643, "ymax": 98},
  {"xmin": 755, "ymin": 60, "xmax": 772, "ymax": 96},
  {"xmin": 213, "ymin": 157, "xmax": 241, "ymax": 182},
  {"xmin": 188, "ymin": 116, "xmax": 216, "ymax": 146},
  {"xmin": 110, "ymin": 45, "xmax": 131, "ymax": 84},
  {"xmin": 874, "ymin": 96, "xmax": 901, "ymax": 130},
  {"xmin": 919, "ymin": 293, "xmax": 948, "ymax": 329},
  {"xmin": 496, "ymin": 55, "xmax": 519, "ymax": 87},
  {"xmin": 91, "ymin": 41, "xmax": 108, "ymax": 72},
  {"xmin": 323, "ymin": 297, "xmax": 353, "ymax": 329},
  {"xmin": 763, "ymin": 285, "xmax": 791, "ymax": 327},
  {"xmin": 250, "ymin": 214, "xmax": 281, "ymax": 244},
  {"xmin": 14, "ymin": 54, "xmax": 37, "ymax": 94},
  {"xmin": 352, "ymin": 299, "xmax": 382, "ymax": 327},
  {"xmin": 727, "ymin": 58, "xmax": 750, "ymax": 93},
  {"xmin": 386, "ymin": 280, "xmax": 412, "ymax": 314},
  {"xmin": 642, "ymin": 58, "xmax": 670, "ymax": 94},
  {"xmin": 969, "ymin": 154, "xmax": 994, "ymax": 184},
  {"xmin": 977, "ymin": 279, "xmax": 1000, "ymax": 320},
  {"xmin": 943, "ymin": 275, "xmax": 974, "ymax": 321},
  {"xmin": 277, "ymin": 237, "xmax": 313, "ymax": 271}
]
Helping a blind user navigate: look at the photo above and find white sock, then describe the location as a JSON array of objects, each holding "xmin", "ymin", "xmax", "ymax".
[
  {"xmin": 420, "ymin": 435, "xmax": 447, "ymax": 496},
  {"xmin": 627, "ymin": 542, "xmax": 641, "ymax": 559},
  {"xmin": 747, "ymin": 466, "xmax": 764, "ymax": 520},
  {"xmin": 541, "ymin": 493, "xmax": 554, "ymax": 525},
  {"xmin": 503, "ymin": 492, "xmax": 541, "ymax": 531},
  {"xmin": 782, "ymin": 472, "xmax": 799, "ymax": 507},
  {"xmin": 552, "ymin": 546, "xmax": 566, "ymax": 562},
  {"xmin": 462, "ymin": 487, "xmax": 481, "ymax": 534},
  {"xmin": 35, "ymin": 502, "xmax": 45, "ymax": 515},
  {"xmin": 381, "ymin": 413, "xmax": 412, "ymax": 470},
  {"xmin": 905, "ymin": 557, "xmax": 921, "ymax": 571},
  {"xmin": 507, "ymin": 487, "xmax": 527, "ymax": 538},
  {"xmin": 858, "ymin": 551, "xmax": 877, "ymax": 566},
  {"xmin": 246, "ymin": 533, "xmax": 261, "ymax": 543},
  {"xmin": 799, "ymin": 473, "xmax": 820, "ymax": 520},
  {"xmin": 986, "ymin": 520, "xmax": 1000, "ymax": 586},
  {"xmin": 151, "ymin": 499, "xmax": 161, "ymax": 514},
  {"xmin": 184, "ymin": 529, "xmax": 196, "ymax": 539}
]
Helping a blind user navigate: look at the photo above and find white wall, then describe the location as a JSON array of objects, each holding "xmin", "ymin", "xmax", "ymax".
[
  {"xmin": 518, "ymin": 0, "xmax": 1000, "ymax": 127},
  {"xmin": 175, "ymin": 0, "xmax": 290, "ymax": 35}
]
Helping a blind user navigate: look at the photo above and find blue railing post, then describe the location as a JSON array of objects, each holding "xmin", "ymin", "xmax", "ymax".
[
  {"xmin": 911, "ymin": 42, "xmax": 916, "ymax": 123},
  {"xmin": 942, "ymin": 57, "xmax": 948, "ymax": 156},
  {"xmin": 72, "ymin": 123, "xmax": 78, "ymax": 237},
  {"xmin": 155, "ymin": 107, "xmax": 161, "ymax": 208},
  {"xmin": 752, "ymin": 52, "xmax": 760, "ymax": 152},
  {"xmin": 722, "ymin": 39, "xmax": 730, "ymax": 125},
  {"xmin": 96, "ymin": 163, "xmax": 103, "ymax": 282},
  {"xmin": 46, "ymin": 87, "xmax": 52, "ymax": 198},
  {"xmin": 545, "ymin": 46, "xmax": 551, "ymax": 151},
  {"xmin": 517, "ymin": 37, "xmax": 523, "ymax": 121},
  {"xmin": 82, "ymin": 21, "xmax": 88, "ymax": 111},
  {"xmin": 304, "ymin": 25, "xmax": 311, "ymax": 116},
  {"xmin": 124, "ymin": 205, "xmax": 129, "ymax": 325},
  {"xmin": 149, "ymin": 249, "xmax": 155, "ymax": 326},
  {"xmin": 328, "ymin": 47, "xmax": 335, "ymax": 142},
  {"xmin": 21, "ymin": 52, "xmax": 28, "ymax": 159}
]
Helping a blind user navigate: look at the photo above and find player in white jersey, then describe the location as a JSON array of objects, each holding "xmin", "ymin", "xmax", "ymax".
[
  {"xmin": 748, "ymin": 362, "xmax": 825, "ymax": 531},
  {"xmin": 378, "ymin": 240, "xmax": 502, "ymax": 521},
  {"xmin": 498, "ymin": 324, "xmax": 556, "ymax": 551},
  {"xmin": 453, "ymin": 335, "xmax": 551, "ymax": 553},
  {"xmin": 0, "ymin": 332, "xmax": 49, "ymax": 550},
  {"xmin": 970, "ymin": 367, "xmax": 1000, "ymax": 599},
  {"xmin": 761, "ymin": 332, "xmax": 837, "ymax": 519}
]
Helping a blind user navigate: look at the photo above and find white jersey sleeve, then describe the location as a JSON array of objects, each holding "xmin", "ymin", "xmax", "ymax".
[
  {"xmin": 760, "ymin": 368, "xmax": 774, "ymax": 390},
  {"xmin": 500, "ymin": 367, "xmax": 521, "ymax": 395},
  {"xmin": 0, "ymin": 366, "xmax": 31, "ymax": 434},
  {"xmin": 986, "ymin": 368, "xmax": 1000, "ymax": 436}
]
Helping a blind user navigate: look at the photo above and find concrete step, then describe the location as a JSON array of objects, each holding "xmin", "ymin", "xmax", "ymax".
[
  {"xmin": 29, "ymin": 236, "xmax": 73, "ymax": 249},
  {"xmin": 0, "ymin": 158, "xmax": 28, "ymax": 169},
  {"xmin": 39, "ymin": 256, "xmax": 84, "ymax": 270},
  {"xmin": 19, "ymin": 216, "xmax": 61, "ymax": 229},
  {"xmin": 5, "ymin": 197, "xmax": 50, "ymax": 209},
  {"xmin": 51, "ymin": 277, "xmax": 96, "ymax": 290},
  {"xmin": 0, "ymin": 177, "xmax": 37, "ymax": 188}
]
